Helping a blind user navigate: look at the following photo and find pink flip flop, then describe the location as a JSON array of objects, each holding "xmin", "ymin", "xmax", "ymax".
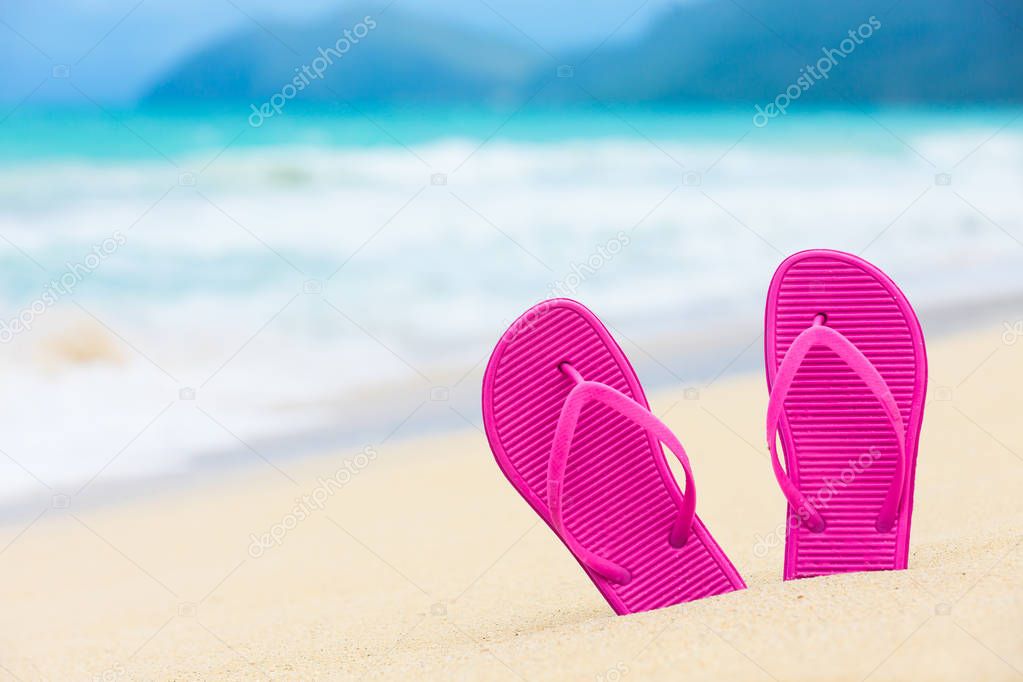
[
  {"xmin": 765, "ymin": 250, "xmax": 927, "ymax": 580},
  {"xmin": 482, "ymin": 299, "xmax": 745, "ymax": 615}
]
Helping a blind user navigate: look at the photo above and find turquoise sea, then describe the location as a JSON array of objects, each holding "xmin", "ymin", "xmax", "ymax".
[
  {"xmin": 0, "ymin": 105, "xmax": 1020, "ymax": 504},
  {"xmin": 1, "ymin": 105, "xmax": 1018, "ymax": 160}
]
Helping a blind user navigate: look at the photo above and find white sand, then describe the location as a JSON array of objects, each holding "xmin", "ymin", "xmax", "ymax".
[{"xmin": 1, "ymin": 325, "xmax": 1020, "ymax": 680}]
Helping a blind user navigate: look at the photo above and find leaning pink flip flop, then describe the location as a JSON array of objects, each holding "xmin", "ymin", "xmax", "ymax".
[
  {"xmin": 765, "ymin": 250, "xmax": 927, "ymax": 580},
  {"xmin": 482, "ymin": 299, "xmax": 745, "ymax": 615}
]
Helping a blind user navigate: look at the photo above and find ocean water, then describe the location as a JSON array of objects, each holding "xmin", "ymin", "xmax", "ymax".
[{"xmin": 0, "ymin": 106, "xmax": 1020, "ymax": 504}]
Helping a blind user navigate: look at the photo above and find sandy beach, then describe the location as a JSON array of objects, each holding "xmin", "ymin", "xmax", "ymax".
[{"xmin": 1, "ymin": 322, "xmax": 1020, "ymax": 681}]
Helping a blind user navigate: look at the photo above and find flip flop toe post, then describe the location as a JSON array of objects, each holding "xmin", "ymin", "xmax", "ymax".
[{"xmin": 483, "ymin": 299, "xmax": 745, "ymax": 615}]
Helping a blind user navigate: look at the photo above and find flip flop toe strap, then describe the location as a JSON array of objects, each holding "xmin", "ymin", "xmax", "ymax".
[
  {"xmin": 546, "ymin": 362, "xmax": 696, "ymax": 585},
  {"xmin": 767, "ymin": 317, "xmax": 907, "ymax": 533}
]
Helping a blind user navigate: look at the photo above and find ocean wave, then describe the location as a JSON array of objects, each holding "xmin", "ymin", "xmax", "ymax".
[{"xmin": 0, "ymin": 126, "xmax": 1020, "ymax": 502}]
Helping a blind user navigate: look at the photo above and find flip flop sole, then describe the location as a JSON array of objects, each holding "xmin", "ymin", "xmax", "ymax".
[
  {"xmin": 483, "ymin": 299, "xmax": 745, "ymax": 614},
  {"xmin": 765, "ymin": 250, "xmax": 927, "ymax": 580}
]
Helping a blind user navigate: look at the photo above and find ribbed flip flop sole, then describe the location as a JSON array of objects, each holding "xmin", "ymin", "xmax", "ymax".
[
  {"xmin": 483, "ymin": 299, "xmax": 744, "ymax": 614},
  {"xmin": 766, "ymin": 251, "xmax": 927, "ymax": 580}
]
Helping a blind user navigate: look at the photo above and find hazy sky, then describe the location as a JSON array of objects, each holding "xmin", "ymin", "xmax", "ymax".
[{"xmin": 0, "ymin": 0, "xmax": 682, "ymax": 104}]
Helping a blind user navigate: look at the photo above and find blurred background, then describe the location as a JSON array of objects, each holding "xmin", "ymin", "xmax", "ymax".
[{"xmin": 0, "ymin": 0, "xmax": 1020, "ymax": 512}]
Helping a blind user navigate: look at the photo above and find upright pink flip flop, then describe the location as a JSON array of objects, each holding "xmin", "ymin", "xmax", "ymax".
[
  {"xmin": 765, "ymin": 250, "xmax": 927, "ymax": 580},
  {"xmin": 482, "ymin": 299, "xmax": 745, "ymax": 615}
]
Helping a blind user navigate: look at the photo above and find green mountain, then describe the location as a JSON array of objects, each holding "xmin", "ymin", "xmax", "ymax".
[
  {"xmin": 144, "ymin": 0, "xmax": 1023, "ymax": 105},
  {"xmin": 543, "ymin": 0, "xmax": 1023, "ymax": 104},
  {"xmin": 144, "ymin": 7, "xmax": 540, "ymax": 106}
]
